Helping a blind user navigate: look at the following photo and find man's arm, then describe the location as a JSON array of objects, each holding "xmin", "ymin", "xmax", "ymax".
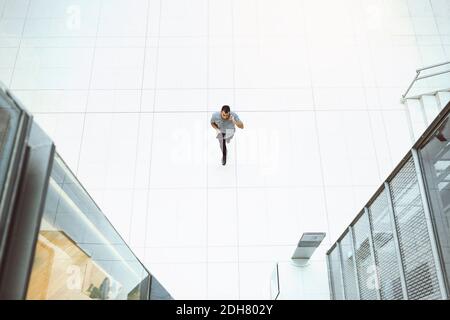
[
  {"xmin": 234, "ymin": 120, "xmax": 244, "ymax": 129},
  {"xmin": 230, "ymin": 115, "xmax": 244, "ymax": 129},
  {"xmin": 211, "ymin": 122, "xmax": 221, "ymax": 136},
  {"xmin": 211, "ymin": 122, "xmax": 220, "ymax": 130}
]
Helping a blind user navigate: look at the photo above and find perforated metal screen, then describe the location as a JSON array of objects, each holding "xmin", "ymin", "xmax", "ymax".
[
  {"xmin": 352, "ymin": 212, "xmax": 378, "ymax": 299},
  {"xmin": 340, "ymin": 231, "xmax": 359, "ymax": 299},
  {"xmin": 369, "ymin": 189, "xmax": 404, "ymax": 300},
  {"xmin": 389, "ymin": 157, "xmax": 442, "ymax": 300},
  {"xmin": 327, "ymin": 146, "xmax": 449, "ymax": 300},
  {"xmin": 328, "ymin": 246, "xmax": 344, "ymax": 300}
]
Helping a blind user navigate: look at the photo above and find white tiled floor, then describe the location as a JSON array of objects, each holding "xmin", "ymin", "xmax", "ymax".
[{"xmin": 1, "ymin": 0, "xmax": 450, "ymax": 300}]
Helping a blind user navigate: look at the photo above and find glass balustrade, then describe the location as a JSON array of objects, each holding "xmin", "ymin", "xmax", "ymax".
[
  {"xmin": 327, "ymin": 101, "xmax": 450, "ymax": 300},
  {"xmin": 0, "ymin": 84, "xmax": 171, "ymax": 300},
  {"xmin": 26, "ymin": 154, "xmax": 152, "ymax": 300}
]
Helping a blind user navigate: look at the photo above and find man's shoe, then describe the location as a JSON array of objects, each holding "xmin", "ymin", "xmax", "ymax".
[{"xmin": 222, "ymin": 155, "xmax": 226, "ymax": 166}]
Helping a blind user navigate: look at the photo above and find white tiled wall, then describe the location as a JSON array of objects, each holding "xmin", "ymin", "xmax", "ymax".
[{"xmin": 1, "ymin": 0, "xmax": 450, "ymax": 299}]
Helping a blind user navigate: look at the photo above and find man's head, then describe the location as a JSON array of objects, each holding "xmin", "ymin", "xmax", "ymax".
[{"xmin": 221, "ymin": 105, "xmax": 231, "ymax": 120}]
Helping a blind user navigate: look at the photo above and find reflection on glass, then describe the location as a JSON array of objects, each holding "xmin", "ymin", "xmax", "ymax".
[
  {"xmin": 339, "ymin": 232, "xmax": 358, "ymax": 300},
  {"xmin": 368, "ymin": 189, "xmax": 403, "ymax": 300},
  {"xmin": 352, "ymin": 212, "xmax": 377, "ymax": 300},
  {"xmin": 420, "ymin": 115, "xmax": 450, "ymax": 290},
  {"xmin": 26, "ymin": 155, "xmax": 149, "ymax": 300},
  {"xmin": 0, "ymin": 94, "xmax": 21, "ymax": 206},
  {"xmin": 328, "ymin": 246, "xmax": 344, "ymax": 300},
  {"xmin": 389, "ymin": 157, "xmax": 442, "ymax": 300}
]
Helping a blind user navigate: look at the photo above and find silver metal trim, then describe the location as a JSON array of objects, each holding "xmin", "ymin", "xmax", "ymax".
[
  {"xmin": 416, "ymin": 69, "xmax": 450, "ymax": 81},
  {"xmin": 404, "ymin": 101, "xmax": 417, "ymax": 143},
  {"xmin": 418, "ymin": 94, "xmax": 431, "ymax": 127},
  {"xmin": 416, "ymin": 61, "xmax": 450, "ymax": 72},
  {"xmin": 384, "ymin": 181, "xmax": 409, "ymax": 300},
  {"xmin": 403, "ymin": 72, "xmax": 419, "ymax": 100}
]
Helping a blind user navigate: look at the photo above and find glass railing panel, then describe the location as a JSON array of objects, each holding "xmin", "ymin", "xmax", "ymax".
[
  {"xmin": 352, "ymin": 212, "xmax": 378, "ymax": 300},
  {"xmin": 368, "ymin": 189, "xmax": 404, "ymax": 300},
  {"xmin": 328, "ymin": 103, "xmax": 450, "ymax": 300},
  {"xmin": 0, "ymin": 90, "xmax": 23, "ymax": 214},
  {"xmin": 389, "ymin": 157, "xmax": 442, "ymax": 300},
  {"xmin": 340, "ymin": 231, "xmax": 359, "ymax": 300},
  {"xmin": 419, "ymin": 113, "xmax": 450, "ymax": 292},
  {"xmin": 26, "ymin": 154, "xmax": 150, "ymax": 300},
  {"xmin": 328, "ymin": 245, "xmax": 345, "ymax": 300}
]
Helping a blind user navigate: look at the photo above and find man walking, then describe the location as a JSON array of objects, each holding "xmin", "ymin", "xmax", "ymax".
[{"xmin": 210, "ymin": 105, "xmax": 244, "ymax": 165}]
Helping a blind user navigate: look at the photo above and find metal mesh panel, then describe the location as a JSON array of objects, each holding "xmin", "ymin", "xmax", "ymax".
[
  {"xmin": 328, "ymin": 246, "xmax": 345, "ymax": 300},
  {"xmin": 352, "ymin": 212, "xmax": 378, "ymax": 299},
  {"xmin": 389, "ymin": 157, "xmax": 442, "ymax": 300},
  {"xmin": 340, "ymin": 231, "xmax": 359, "ymax": 299},
  {"xmin": 369, "ymin": 189, "xmax": 404, "ymax": 300}
]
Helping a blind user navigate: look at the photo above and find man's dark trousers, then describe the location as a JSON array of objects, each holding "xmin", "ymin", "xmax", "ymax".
[{"xmin": 217, "ymin": 132, "xmax": 233, "ymax": 160}]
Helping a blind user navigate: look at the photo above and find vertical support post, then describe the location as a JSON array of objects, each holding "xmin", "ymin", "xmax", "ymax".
[
  {"xmin": 404, "ymin": 102, "xmax": 417, "ymax": 143},
  {"xmin": 365, "ymin": 207, "xmax": 382, "ymax": 300},
  {"xmin": 384, "ymin": 181, "xmax": 409, "ymax": 300},
  {"xmin": 411, "ymin": 148, "xmax": 449, "ymax": 299},
  {"xmin": 349, "ymin": 226, "xmax": 361, "ymax": 300},
  {"xmin": 338, "ymin": 242, "xmax": 347, "ymax": 300},
  {"xmin": 402, "ymin": 71, "xmax": 419, "ymax": 101},
  {"xmin": 326, "ymin": 254, "xmax": 334, "ymax": 300}
]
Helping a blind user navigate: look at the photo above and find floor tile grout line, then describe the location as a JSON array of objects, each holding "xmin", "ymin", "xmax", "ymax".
[
  {"xmin": 10, "ymin": 86, "xmax": 394, "ymax": 90},
  {"xmin": 127, "ymin": 0, "xmax": 152, "ymax": 254},
  {"xmin": 205, "ymin": 0, "xmax": 210, "ymax": 300},
  {"xmin": 7, "ymin": 0, "xmax": 31, "ymax": 89},
  {"xmin": 0, "ymin": 33, "xmax": 309, "ymax": 38},
  {"xmin": 348, "ymin": 0, "xmax": 384, "ymax": 189},
  {"xmin": 353, "ymin": 0, "xmax": 385, "ymax": 185},
  {"xmin": 365, "ymin": 0, "xmax": 395, "ymax": 169},
  {"xmin": 71, "ymin": 184, "xmax": 381, "ymax": 191},
  {"xmin": 74, "ymin": 0, "xmax": 103, "ymax": 176},
  {"xmin": 4, "ymin": 32, "xmax": 450, "ymax": 38},
  {"xmin": 131, "ymin": 244, "xmax": 328, "ymax": 248},
  {"xmin": 301, "ymin": 0, "xmax": 333, "ymax": 243},
  {"xmin": 27, "ymin": 108, "xmax": 411, "ymax": 114},
  {"xmin": 231, "ymin": 0, "xmax": 241, "ymax": 300},
  {"xmin": 144, "ymin": 260, "xmax": 328, "ymax": 266},
  {"xmin": 430, "ymin": 0, "xmax": 449, "ymax": 57},
  {"xmin": 142, "ymin": 0, "xmax": 163, "ymax": 267}
]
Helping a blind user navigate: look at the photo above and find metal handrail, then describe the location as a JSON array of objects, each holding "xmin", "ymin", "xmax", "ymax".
[
  {"xmin": 416, "ymin": 61, "xmax": 450, "ymax": 72},
  {"xmin": 402, "ymin": 61, "xmax": 450, "ymax": 101}
]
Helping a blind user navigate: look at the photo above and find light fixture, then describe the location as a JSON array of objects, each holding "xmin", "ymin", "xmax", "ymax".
[{"xmin": 291, "ymin": 232, "xmax": 326, "ymax": 266}]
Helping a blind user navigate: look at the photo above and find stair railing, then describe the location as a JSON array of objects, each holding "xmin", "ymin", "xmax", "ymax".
[{"xmin": 402, "ymin": 61, "xmax": 450, "ymax": 102}]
